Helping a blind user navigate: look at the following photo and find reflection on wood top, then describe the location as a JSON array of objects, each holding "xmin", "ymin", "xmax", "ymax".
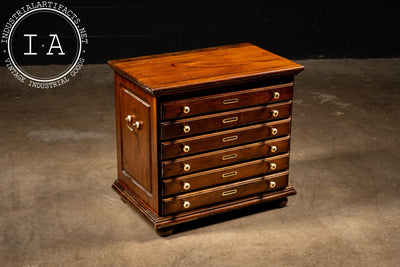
[{"xmin": 108, "ymin": 43, "xmax": 304, "ymax": 95}]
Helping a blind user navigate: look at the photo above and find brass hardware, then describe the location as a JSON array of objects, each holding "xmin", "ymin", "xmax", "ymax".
[
  {"xmin": 223, "ymin": 98, "xmax": 239, "ymax": 105},
  {"xmin": 183, "ymin": 164, "xmax": 191, "ymax": 172},
  {"xmin": 222, "ymin": 189, "xmax": 237, "ymax": 197},
  {"xmin": 222, "ymin": 135, "xmax": 238, "ymax": 142},
  {"xmin": 183, "ymin": 182, "xmax": 190, "ymax": 190},
  {"xmin": 271, "ymin": 128, "xmax": 278, "ymax": 135},
  {"xmin": 222, "ymin": 117, "xmax": 238, "ymax": 124},
  {"xmin": 270, "ymin": 163, "xmax": 277, "ymax": 170},
  {"xmin": 273, "ymin": 92, "xmax": 280, "ymax": 99},
  {"xmin": 222, "ymin": 171, "xmax": 238, "ymax": 178},
  {"xmin": 183, "ymin": 201, "xmax": 190, "ymax": 209},
  {"xmin": 125, "ymin": 115, "xmax": 141, "ymax": 131},
  {"xmin": 183, "ymin": 106, "xmax": 190, "ymax": 114},
  {"xmin": 182, "ymin": 145, "xmax": 190, "ymax": 153},
  {"xmin": 183, "ymin": 125, "xmax": 191, "ymax": 133},
  {"xmin": 270, "ymin": 145, "xmax": 277, "ymax": 153},
  {"xmin": 272, "ymin": 110, "xmax": 279, "ymax": 117},
  {"xmin": 222, "ymin": 154, "xmax": 237, "ymax": 161},
  {"xmin": 270, "ymin": 181, "xmax": 276, "ymax": 189}
]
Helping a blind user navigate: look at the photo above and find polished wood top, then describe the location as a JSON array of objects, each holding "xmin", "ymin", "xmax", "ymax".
[{"xmin": 108, "ymin": 43, "xmax": 304, "ymax": 96}]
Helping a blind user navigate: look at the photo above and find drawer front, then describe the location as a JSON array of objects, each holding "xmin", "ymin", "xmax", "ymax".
[
  {"xmin": 162, "ymin": 136, "xmax": 290, "ymax": 178},
  {"xmin": 161, "ymin": 118, "xmax": 291, "ymax": 160},
  {"xmin": 161, "ymin": 101, "xmax": 292, "ymax": 140},
  {"xmin": 162, "ymin": 171, "xmax": 289, "ymax": 215},
  {"xmin": 162, "ymin": 153, "xmax": 289, "ymax": 196},
  {"xmin": 162, "ymin": 83, "xmax": 293, "ymax": 120}
]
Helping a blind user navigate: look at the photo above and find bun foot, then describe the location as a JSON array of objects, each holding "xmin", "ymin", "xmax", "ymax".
[
  {"xmin": 277, "ymin": 197, "xmax": 288, "ymax": 208},
  {"xmin": 156, "ymin": 227, "xmax": 174, "ymax": 237}
]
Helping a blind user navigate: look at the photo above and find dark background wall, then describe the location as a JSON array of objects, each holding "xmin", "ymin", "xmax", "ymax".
[{"xmin": 1, "ymin": 0, "xmax": 399, "ymax": 64}]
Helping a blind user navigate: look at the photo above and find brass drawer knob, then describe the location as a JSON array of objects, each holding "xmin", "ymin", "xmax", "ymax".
[
  {"xmin": 272, "ymin": 110, "xmax": 279, "ymax": 117},
  {"xmin": 182, "ymin": 145, "xmax": 190, "ymax": 153},
  {"xmin": 183, "ymin": 164, "xmax": 191, "ymax": 172},
  {"xmin": 183, "ymin": 125, "xmax": 191, "ymax": 133},
  {"xmin": 273, "ymin": 92, "xmax": 280, "ymax": 99},
  {"xmin": 270, "ymin": 162, "xmax": 277, "ymax": 170},
  {"xmin": 183, "ymin": 182, "xmax": 191, "ymax": 190},
  {"xmin": 183, "ymin": 201, "xmax": 190, "ymax": 209},
  {"xmin": 270, "ymin": 145, "xmax": 277, "ymax": 153},
  {"xmin": 270, "ymin": 181, "xmax": 276, "ymax": 189},
  {"xmin": 271, "ymin": 128, "xmax": 278, "ymax": 135},
  {"xmin": 183, "ymin": 106, "xmax": 190, "ymax": 114}
]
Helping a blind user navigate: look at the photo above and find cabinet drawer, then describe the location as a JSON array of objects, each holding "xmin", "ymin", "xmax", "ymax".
[
  {"xmin": 162, "ymin": 136, "xmax": 290, "ymax": 178},
  {"xmin": 162, "ymin": 153, "xmax": 289, "ymax": 196},
  {"xmin": 161, "ymin": 101, "xmax": 292, "ymax": 140},
  {"xmin": 161, "ymin": 83, "xmax": 293, "ymax": 120},
  {"xmin": 162, "ymin": 171, "xmax": 289, "ymax": 215},
  {"xmin": 161, "ymin": 118, "xmax": 291, "ymax": 160}
]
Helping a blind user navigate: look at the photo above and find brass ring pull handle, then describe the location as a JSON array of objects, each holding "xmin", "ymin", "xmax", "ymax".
[
  {"xmin": 182, "ymin": 145, "xmax": 190, "ymax": 153},
  {"xmin": 271, "ymin": 128, "xmax": 278, "ymax": 136},
  {"xmin": 183, "ymin": 182, "xmax": 191, "ymax": 190},
  {"xmin": 269, "ymin": 181, "xmax": 276, "ymax": 189},
  {"xmin": 183, "ymin": 106, "xmax": 190, "ymax": 114},
  {"xmin": 125, "ymin": 115, "xmax": 141, "ymax": 131},
  {"xmin": 270, "ymin": 145, "xmax": 277, "ymax": 153},
  {"xmin": 270, "ymin": 163, "xmax": 277, "ymax": 170},
  {"xmin": 183, "ymin": 164, "xmax": 191, "ymax": 172},
  {"xmin": 272, "ymin": 110, "xmax": 279, "ymax": 118},
  {"xmin": 183, "ymin": 125, "xmax": 191, "ymax": 133},
  {"xmin": 183, "ymin": 201, "xmax": 190, "ymax": 209},
  {"xmin": 273, "ymin": 92, "xmax": 280, "ymax": 99}
]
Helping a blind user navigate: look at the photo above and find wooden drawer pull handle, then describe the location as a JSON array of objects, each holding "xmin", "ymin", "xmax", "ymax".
[
  {"xmin": 222, "ymin": 171, "xmax": 237, "ymax": 178},
  {"xmin": 222, "ymin": 189, "xmax": 237, "ymax": 197},
  {"xmin": 222, "ymin": 154, "xmax": 237, "ymax": 161},
  {"xmin": 222, "ymin": 135, "xmax": 238, "ymax": 142},
  {"xmin": 223, "ymin": 98, "xmax": 238, "ymax": 105},
  {"xmin": 222, "ymin": 117, "xmax": 238, "ymax": 124}
]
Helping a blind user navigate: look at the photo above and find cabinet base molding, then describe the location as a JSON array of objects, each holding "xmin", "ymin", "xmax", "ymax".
[{"xmin": 112, "ymin": 178, "xmax": 296, "ymax": 233}]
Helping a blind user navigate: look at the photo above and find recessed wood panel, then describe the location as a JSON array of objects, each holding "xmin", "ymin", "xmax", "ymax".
[{"xmin": 120, "ymin": 87, "xmax": 152, "ymax": 194}]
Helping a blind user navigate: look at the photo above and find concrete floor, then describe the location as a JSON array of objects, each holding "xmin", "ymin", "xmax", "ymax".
[{"xmin": 0, "ymin": 58, "xmax": 399, "ymax": 266}]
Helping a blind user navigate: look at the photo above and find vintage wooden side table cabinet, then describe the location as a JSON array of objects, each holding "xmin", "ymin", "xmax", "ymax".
[{"xmin": 108, "ymin": 43, "xmax": 304, "ymax": 235}]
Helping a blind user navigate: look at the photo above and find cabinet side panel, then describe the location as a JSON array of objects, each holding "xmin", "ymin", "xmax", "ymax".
[
  {"xmin": 115, "ymin": 73, "xmax": 159, "ymax": 214},
  {"xmin": 121, "ymin": 88, "xmax": 152, "ymax": 192}
]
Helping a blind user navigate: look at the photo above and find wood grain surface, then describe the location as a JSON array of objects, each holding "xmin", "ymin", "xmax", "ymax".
[{"xmin": 108, "ymin": 43, "xmax": 304, "ymax": 95}]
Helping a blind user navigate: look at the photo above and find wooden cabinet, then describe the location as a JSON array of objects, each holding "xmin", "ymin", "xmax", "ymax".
[{"xmin": 108, "ymin": 43, "xmax": 304, "ymax": 235}]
